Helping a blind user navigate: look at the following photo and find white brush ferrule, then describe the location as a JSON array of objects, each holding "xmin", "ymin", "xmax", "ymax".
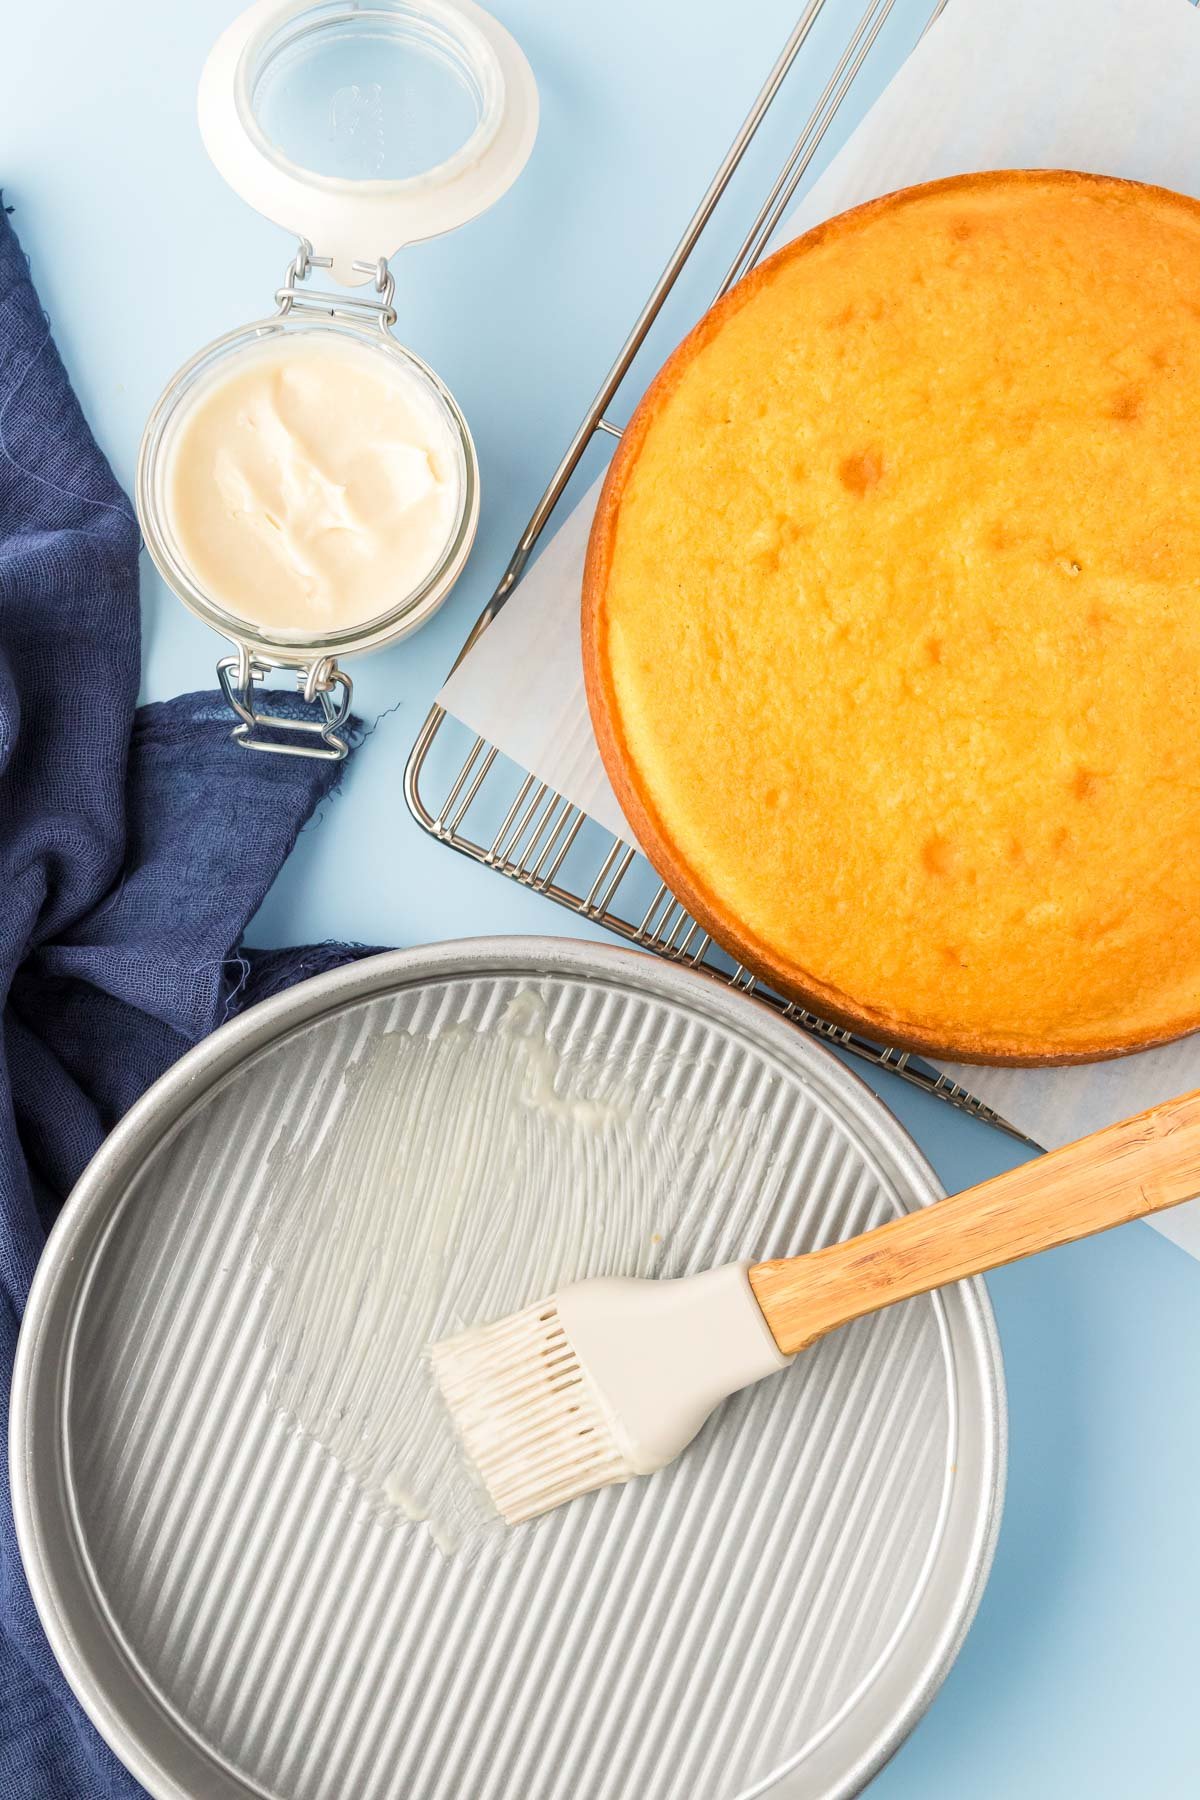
[{"xmin": 556, "ymin": 1263, "xmax": 791, "ymax": 1477}]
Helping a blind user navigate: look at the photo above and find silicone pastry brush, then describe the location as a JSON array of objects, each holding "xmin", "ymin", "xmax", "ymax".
[{"xmin": 433, "ymin": 1089, "xmax": 1200, "ymax": 1525}]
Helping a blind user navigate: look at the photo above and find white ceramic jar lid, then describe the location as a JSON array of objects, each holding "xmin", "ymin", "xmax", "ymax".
[{"xmin": 198, "ymin": 0, "xmax": 539, "ymax": 284}]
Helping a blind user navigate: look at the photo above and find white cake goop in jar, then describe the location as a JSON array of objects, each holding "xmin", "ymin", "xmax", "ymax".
[{"xmin": 162, "ymin": 332, "xmax": 464, "ymax": 641}]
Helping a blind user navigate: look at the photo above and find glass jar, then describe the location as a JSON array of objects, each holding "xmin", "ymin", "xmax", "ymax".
[{"xmin": 136, "ymin": 0, "xmax": 537, "ymax": 758}]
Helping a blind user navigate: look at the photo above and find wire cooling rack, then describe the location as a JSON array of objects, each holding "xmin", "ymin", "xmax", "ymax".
[{"xmin": 404, "ymin": 0, "xmax": 1029, "ymax": 1142}]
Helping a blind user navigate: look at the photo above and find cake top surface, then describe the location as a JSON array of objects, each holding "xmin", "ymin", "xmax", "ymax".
[{"xmin": 584, "ymin": 172, "xmax": 1200, "ymax": 1061}]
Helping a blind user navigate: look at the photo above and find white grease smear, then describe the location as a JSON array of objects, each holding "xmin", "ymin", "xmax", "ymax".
[{"xmin": 252, "ymin": 990, "xmax": 764, "ymax": 1556}]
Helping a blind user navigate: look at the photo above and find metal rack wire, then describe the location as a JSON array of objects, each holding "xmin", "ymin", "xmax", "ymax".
[{"xmin": 404, "ymin": 0, "xmax": 1029, "ymax": 1143}]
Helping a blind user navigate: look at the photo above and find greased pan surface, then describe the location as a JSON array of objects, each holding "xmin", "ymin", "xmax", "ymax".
[{"xmin": 12, "ymin": 938, "xmax": 1004, "ymax": 1800}]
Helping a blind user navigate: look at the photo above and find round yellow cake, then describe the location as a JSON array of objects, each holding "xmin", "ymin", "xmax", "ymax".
[{"xmin": 583, "ymin": 171, "xmax": 1200, "ymax": 1063}]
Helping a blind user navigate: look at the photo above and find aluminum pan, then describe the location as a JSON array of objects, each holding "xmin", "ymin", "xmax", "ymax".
[{"xmin": 11, "ymin": 937, "xmax": 1005, "ymax": 1800}]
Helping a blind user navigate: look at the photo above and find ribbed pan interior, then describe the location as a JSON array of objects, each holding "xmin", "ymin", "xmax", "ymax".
[{"xmin": 66, "ymin": 969, "xmax": 994, "ymax": 1800}]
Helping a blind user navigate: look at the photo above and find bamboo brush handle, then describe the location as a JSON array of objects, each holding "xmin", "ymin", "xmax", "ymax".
[{"xmin": 749, "ymin": 1088, "xmax": 1200, "ymax": 1356}]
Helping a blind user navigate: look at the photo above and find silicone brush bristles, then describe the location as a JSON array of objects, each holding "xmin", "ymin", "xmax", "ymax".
[
  {"xmin": 432, "ymin": 1299, "xmax": 630, "ymax": 1524},
  {"xmin": 434, "ymin": 1269, "xmax": 791, "ymax": 1526}
]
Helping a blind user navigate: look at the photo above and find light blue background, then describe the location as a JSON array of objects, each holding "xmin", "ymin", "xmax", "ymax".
[{"xmin": 4, "ymin": 0, "xmax": 1200, "ymax": 1793}]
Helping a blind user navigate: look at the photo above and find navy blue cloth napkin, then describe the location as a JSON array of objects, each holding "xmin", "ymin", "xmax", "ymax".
[{"xmin": 0, "ymin": 203, "xmax": 370, "ymax": 1795}]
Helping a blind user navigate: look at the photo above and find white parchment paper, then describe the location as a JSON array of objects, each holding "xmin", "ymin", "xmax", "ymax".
[{"xmin": 438, "ymin": 0, "xmax": 1200, "ymax": 1255}]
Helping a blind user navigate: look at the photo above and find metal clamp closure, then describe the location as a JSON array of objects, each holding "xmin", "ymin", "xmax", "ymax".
[
  {"xmin": 217, "ymin": 646, "xmax": 353, "ymax": 761},
  {"xmin": 275, "ymin": 240, "xmax": 398, "ymax": 332}
]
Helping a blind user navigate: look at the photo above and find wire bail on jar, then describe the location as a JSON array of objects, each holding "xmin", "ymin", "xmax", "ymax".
[
  {"xmin": 275, "ymin": 239, "xmax": 398, "ymax": 331},
  {"xmin": 217, "ymin": 642, "xmax": 354, "ymax": 760}
]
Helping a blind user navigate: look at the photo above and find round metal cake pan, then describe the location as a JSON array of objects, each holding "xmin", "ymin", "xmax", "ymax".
[{"xmin": 11, "ymin": 937, "xmax": 1005, "ymax": 1800}]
